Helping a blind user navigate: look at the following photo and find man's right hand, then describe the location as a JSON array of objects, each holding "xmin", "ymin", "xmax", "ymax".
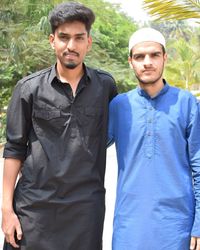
[
  {"xmin": 2, "ymin": 208, "xmax": 22, "ymax": 248},
  {"xmin": 2, "ymin": 158, "xmax": 23, "ymax": 248}
]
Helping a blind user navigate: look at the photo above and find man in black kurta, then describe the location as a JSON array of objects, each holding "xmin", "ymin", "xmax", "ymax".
[{"xmin": 2, "ymin": 2, "xmax": 117, "ymax": 250}]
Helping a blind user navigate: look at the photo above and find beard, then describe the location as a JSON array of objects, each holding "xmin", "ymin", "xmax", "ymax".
[
  {"xmin": 64, "ymin": 62, "xmax": 77, "ymax": 69},
  {"xmin": 135, "ymin": 65, "xmax": 164, "ymax": 85},
  {"xmin": 61, "ymin": 51, "xmax": 80, "ymax": 69},
  {"xmin": 136, "ymin": 73, "xmax": 162, "ymax": 85}
]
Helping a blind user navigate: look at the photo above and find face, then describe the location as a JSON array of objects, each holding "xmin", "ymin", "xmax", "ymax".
[
  {"xmin": 129, "ymin": 41, "xmax": 167, "ymax": 86},
  {"xmin": 49, "ymin": 21, "xmax": 92, "ymax": 70}
]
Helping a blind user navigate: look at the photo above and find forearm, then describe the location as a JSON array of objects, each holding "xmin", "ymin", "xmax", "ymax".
[{"xmin": 2, "ymin": 158, "xmax": 22, "ymax": 212}]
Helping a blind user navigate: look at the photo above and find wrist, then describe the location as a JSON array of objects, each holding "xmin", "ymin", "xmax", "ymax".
[{"xmin": 1, "ymin": 204, "xmax": 14, "ymax": 213}]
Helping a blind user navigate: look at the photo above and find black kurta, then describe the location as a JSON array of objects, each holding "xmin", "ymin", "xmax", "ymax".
[{"xmin": 3, "ymin": 65, "xmax": 117, "ymax": 250}]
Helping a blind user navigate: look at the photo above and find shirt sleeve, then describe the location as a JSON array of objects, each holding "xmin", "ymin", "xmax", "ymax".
[
  {"xmin": 188, "ymin": 100, "xmax": 200, "ymax": 237},
  {"xmin": 3, "ymin": 81, "xmax": 32, "ymax": 161},
  {"xmin": 109, "ymin": 81, "xmax": 118, "ymax": 102},
  {"xmin": 107, "ymin": 99, "xmax": 116, "ymax": 147}
]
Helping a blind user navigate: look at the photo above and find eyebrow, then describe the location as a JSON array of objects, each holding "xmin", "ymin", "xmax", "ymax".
[
  {"xmin": 133, "ymin": 51, "xmax": 162, "ymax": 56},
  {"xmin": 58, "ymin": 32, "xmax": 87, "ymax": 36}
]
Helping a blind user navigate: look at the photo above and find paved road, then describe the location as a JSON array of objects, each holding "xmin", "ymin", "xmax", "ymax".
[{"xmin": 0, "ymin": 145, "xmax": 117, "ymax": 250}]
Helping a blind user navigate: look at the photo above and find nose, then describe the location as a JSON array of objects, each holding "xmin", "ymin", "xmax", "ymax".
[
  {"xmin": 67, "ymin": 38, "xmax": 75, "ymax": 51},
  {"xmin": 143, "ymin": 55, "xmax": 152, "ymax": 66}
]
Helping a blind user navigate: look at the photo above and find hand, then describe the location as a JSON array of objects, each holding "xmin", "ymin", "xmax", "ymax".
[
  {"xmin": 190, "ymin": 236, "xmax": 200, "ymax": 250},
  {"xmin": 1, "ymin": 209, "xmax": 22, "ymax": 248}
]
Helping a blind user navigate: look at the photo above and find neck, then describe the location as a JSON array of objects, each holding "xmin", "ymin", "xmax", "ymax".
[
  {"xmin": 139, "ymin": 79, "xmax": 164, "ymax": 98},
  {"xmin": 56, "ymin": 62, "xmax": 84, "ymax": 95},
  {"xmin": 57, "ymin": 62, "xmax": 84, "ymax": 82}
]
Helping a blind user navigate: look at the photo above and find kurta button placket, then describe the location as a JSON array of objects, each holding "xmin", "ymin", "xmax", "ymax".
[{"xmin": 145, "ymin": 100, "xmax": 155, "ymax": 159}]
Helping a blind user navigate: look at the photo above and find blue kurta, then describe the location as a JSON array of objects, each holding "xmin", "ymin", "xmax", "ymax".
[{"xmin": 108, "ymin": 82, "xmax": 200, "ymax": 250}]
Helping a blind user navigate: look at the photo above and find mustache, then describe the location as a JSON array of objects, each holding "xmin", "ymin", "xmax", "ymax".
[
  {"xmin": 142, "ymin": 68, "xmax": 155, "ymax": 72},
  {"xmin": 63, "ymin": 51, "xmax": 79, "ymax": 57}
]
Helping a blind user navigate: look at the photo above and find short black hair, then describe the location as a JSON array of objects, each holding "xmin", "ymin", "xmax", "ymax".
[{"xmin": 49, "ymin": 2, "xmax": 95, "ymax": 34}]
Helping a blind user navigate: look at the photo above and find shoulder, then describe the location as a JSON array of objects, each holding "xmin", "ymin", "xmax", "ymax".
[
  {"xmin": 168, "ymin": 84, "xmax": 197, "ymax": 103},
  {"xmin": 167, "ymin": 84, "xmax": 199, "ymax": 119},
  {"xmin": 96, "ymin": 69, "xmax": 115, "ymax": 81},
  {"xmin": 110, "ymin": 89, "xmax": 136, "ymax": 105},
  {"xmin": 16, "ymin": 67, "xmax": 52, "ymax": 93},
  {"xmin": 109, "ymin": 90, "xmax": 134, "ymax": 114},
  {"xmin": 13, "ymin": 66, "xmax": 52, "ymax": 98},
  {"xmin": 18, "ymin": 67, "xmax": 52, "ymax": 85},
  {"xmin": 87, "ymin": 67, "xmax": 115, "ymax": 83},
  {"xmin": 86, "ymin": 67, "xmax": 117, "ymax": 98}
]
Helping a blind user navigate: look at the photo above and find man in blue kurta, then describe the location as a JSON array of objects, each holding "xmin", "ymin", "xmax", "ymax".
[{"xmin": 108, "ymin": 28, "xmax": 200, "ymax": 250}]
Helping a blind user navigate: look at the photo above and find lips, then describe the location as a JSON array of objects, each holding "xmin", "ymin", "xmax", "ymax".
[
  {"xmin": 63, "ymin": 52, "xmax": 79, "ymax": 57},
  {"xmin": 142, "ymin": 70, "xmax": 155, "ymax": 75},
  {"xmin": 143, "ymin": 69, "xmax": 155, "ymax": 72}
]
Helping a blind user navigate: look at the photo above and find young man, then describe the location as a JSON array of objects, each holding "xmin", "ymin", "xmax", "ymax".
[
  {"xmin": 2, "ymin": 2, "xmax": 117, "ymax": 250},
  {"xmin": 108, "ymin": 28, "xmax": 200, "ymax": 250}
]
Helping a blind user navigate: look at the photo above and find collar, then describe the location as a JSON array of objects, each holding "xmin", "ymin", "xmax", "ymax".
[
  {"xmin": 49, "ymin": 63, "xmax": 91, "ymax": 85},
  {"xmin": 137, "ymin": 79, "xmax": 169, "ymax": 99},
  {"xmin": 48, "ymin": 64, "xmax": 57, "ymax": 84}
]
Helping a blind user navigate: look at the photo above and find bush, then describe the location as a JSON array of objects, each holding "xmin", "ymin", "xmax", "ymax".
[{"xmin": 0, "ymin": 112, "xmax": 6, "ymax": 143}]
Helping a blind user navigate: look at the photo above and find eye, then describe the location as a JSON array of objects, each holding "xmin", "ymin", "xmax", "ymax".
[
  {"xmin": 133, "ymin": 54, "xmax": 144, "ymax": 60},
  {"xmin": 152, "ymin": 52, "xmax": 161, "ymax": 57},
  {"xmin": 76, "ymin": 36, "xmax": 85, "ymax": 41},
  {"xmin": 59, "ymin": 35, "xmax": 69, "ymax": 41}
]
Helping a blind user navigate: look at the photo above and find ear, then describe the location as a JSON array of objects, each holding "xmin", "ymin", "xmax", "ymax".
[
  {"xmin": 87, "ymin": 36, "xmax": 92, "ymax": 52},
  {"xmin": 49, "ymin": 34, "xmax": 55, "ymax": 49},
  {"xmin": 128, "ymin": 56, "xmax": 133, "ymax": 69},
  {"xmin": 164, "ymin": 53, "xmax": 167, "ymax": 63}
]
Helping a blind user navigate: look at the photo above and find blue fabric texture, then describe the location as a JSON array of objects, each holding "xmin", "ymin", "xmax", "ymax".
[{"xmin": 108, "ymin": 82, "xmax": 200, "ymax": 250}]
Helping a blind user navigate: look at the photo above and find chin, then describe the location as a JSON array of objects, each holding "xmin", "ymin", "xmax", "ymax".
[
  {"xmin": 140, "ymin": 76, "xmax": 160, "ymax": 83},
  {"xmin": 64, "ymin": 63, "xmax": 77, "ymax": 69}
]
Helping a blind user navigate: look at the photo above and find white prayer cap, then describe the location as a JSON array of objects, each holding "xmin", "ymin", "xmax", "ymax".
[{"xmin": 128, "ymin": 27, "xmax": 166, "ymax": 53}]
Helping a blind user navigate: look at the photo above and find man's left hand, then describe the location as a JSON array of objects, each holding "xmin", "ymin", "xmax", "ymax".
[{"xmin": 190, "ymin": 237, "xmax": 200, "ymax": 250}]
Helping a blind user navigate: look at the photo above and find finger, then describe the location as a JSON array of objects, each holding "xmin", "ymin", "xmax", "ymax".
[
  {"xmin": 9, "ymin": 235, "xmax": 20, "ymax": 248},
  {"xmin": 5, "ymin": 235, "xmax": 10, "ymax": 243},
  {"xmin": 9, "ymin": 241, "xmax": 20, "ymax": 248},
  {"xmin": 190, "ymin": 237, "xmax": 196, "ymax": 250},
  {"xmin": 16, "ymin": 224, "xmax": 23, "ymax": 240},
  {"xmin": 5, "ymin": 230, "xmax": 14, "ymax": 243},
  {"xmin": 196, "ymin": 238, "xmax": 200, "ymax": 250},
  {"xmin": 4, "ymin": 228, "xmax": 20, "ymax": 248}
]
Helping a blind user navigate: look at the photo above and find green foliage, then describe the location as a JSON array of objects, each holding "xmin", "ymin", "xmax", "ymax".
[
  {"xmin": 165, "ymin": 35, "xmax": 200, "ymax": 90},
  {"xmin": 0, "ymin": 0, "xmax": 54, "ymax": 95},
  {"xmin": 0, "ymin": 112, "xmax": 6, "ymax": 143}
]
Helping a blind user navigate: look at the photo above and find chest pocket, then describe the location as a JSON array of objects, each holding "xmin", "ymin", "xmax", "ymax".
[
  {"xmin": 33, "ymin": 107, "xmax": 71, "ymax": 136},
  {"xmin": 34, "ymin": 109, "xmax": 61, "ymax": 120},
  {"xmin": 76, "ymin": 106, "xmax": 103, "ymax": 136}
]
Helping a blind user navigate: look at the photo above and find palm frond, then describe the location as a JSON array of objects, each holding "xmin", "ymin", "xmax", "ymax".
[{"xmin": 143, "ymin": 0, "xmax": 200, "ymax": 21}]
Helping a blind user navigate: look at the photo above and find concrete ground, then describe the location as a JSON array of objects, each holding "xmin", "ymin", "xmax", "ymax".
[{"xmin": 0, "ymin": 145, "xmax": 117, "ymax": 250}]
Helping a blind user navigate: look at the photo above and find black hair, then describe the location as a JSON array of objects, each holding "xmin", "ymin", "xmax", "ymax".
[
  {"xmin": 49, "ymin": 2, "xmax": 95, "ymax": 34},
  {"xmin": 129, "ymin": 44, "xmax": 166, "ymax": 58}
]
